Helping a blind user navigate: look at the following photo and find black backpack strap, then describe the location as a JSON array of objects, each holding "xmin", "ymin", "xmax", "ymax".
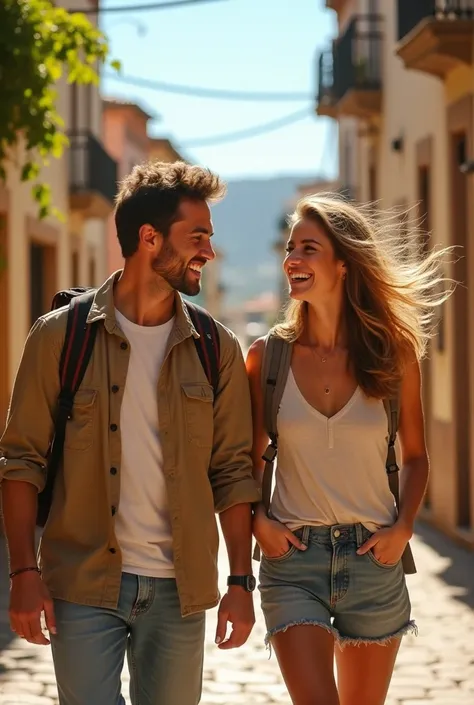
[
  {"xmin": 383, "ymin": 395, "xmax": 417, "ymax": 575},
  {"xmin": 37, "ymin": 291, "xmax": 97, "ymax": 527},
  {"xmin": 253, "ymin": 334, "xmax": 292, "ymax": 561},
  {"xmin": 184, "ymin": 301, "xmax": 220, "ymax": 397},
  {"xmin": 261, "ymin": 334, "xmax": 292, "ymax": 511},
  {"xmin": 51, "ymin": 287, "xmax": 94, "ymax": 311}
]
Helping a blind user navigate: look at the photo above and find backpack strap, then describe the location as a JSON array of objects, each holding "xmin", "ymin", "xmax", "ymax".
[
  {"xmin": 37, "ymin": 291, "xmax": 98, "ymax": 527},
  {"xmin": 383, "ymin": 396, "xmax": 417, "ymax": 575},
  {"xmin": 253, "ymin": 334, "xmax": 292, "ymax": 561},
  {"xmin": 51, "ymin": 287, "xmax": 94, "ymax": 311},
  {"xmin": 184, "ymin": 301, "xmax": 221, "ymax": 397},
  {"xmin": 261, "ymin": 334, "xmax": 292, "ymax": 511}
]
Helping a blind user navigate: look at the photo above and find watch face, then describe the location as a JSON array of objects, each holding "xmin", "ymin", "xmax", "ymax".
[{"xmin": 246, "ymin": 575, "xmax": 256, "ymax": 592}]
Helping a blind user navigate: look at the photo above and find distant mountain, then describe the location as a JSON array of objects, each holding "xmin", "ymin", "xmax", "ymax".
[{"xmin": 210, "ymin": 174, "xmax": 317, "ymax": 308}]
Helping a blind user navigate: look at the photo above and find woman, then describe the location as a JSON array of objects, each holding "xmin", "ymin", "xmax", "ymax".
[{"xmin": 246, "ymin": 195, "xmax": 452, "ymax": 705}]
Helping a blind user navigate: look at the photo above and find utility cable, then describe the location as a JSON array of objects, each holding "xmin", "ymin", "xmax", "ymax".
[
  {"xmin": 103, "ymin": 71, "xmax": 313, "ymax": 102},
  {"xmin": 180, "ymin": 107, "xmax": 311, "ymax": 147},
  {"xmin": 71, "ymin": 0, "xmax": 227, "ymax": 14}
]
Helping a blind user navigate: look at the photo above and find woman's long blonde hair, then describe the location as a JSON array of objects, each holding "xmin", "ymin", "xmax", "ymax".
[{"xmin": 273, "ymin": 193, "xmax": 456, "ymax": 399}]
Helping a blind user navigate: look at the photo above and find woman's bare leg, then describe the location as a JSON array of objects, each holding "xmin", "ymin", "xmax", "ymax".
[
  {"xmin": 271, "ymin": 625, "xmax": 339, "ymax": 705},
  {"xmin": 335, "ymin": 638, "xmax": 401, "ymax": 705}
]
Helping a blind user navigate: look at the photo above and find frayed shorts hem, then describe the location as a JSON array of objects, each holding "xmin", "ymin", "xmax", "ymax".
[
  {"xmin": 265, "ymin": 619, "xmax": 338, "ymax": 647},
  {"xmin": 265, "ymin": 618, "xmax": 418, "ymax": 649}
]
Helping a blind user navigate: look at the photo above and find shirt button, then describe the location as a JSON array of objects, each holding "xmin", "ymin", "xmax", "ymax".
[
  {"xmin": 110, "ymin": 423, "xmax": 118, "ymax": 432},
  {"xmin": 109, "ymin": 547, "xmax": 116, "ymax": 554},
  {"xmin": 111, "ymin": 506, "xmax": 116, "ymax": 516},
  {"xmin": 110, "ymin": 467, "xmax": 117, "ymax": 475},
  {"xmin": 111, "ymin": 385, "xmax": 119, "ymax": 393},
  {"xmin": 334, "ymin": 529, "xmax": 341, "ymax": 538},
  {"xmin": 120, "ymin": 342, "xmax": 128, "ymax": 350}
]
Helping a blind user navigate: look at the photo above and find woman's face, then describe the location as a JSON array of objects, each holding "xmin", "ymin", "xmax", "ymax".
[{"xmin": 284, "ymin": 218, "xmax": 345, "ymax": 304}]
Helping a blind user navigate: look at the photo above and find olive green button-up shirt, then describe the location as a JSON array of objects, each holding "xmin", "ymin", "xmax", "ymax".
[{"xmin": 0, "ymin": 272, "xmax": 260, "ymax": 616}]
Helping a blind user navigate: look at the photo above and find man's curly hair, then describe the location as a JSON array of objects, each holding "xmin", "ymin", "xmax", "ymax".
[{"xmin": 114, "ymin": 160, "xmax": 226, "ymax": 258}]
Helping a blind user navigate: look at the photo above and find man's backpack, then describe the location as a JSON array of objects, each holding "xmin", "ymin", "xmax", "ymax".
[
  {"xmin": 36, "ymin": 287, "xmax": 220, "ymax": 528},
  {"xmin": 255, "ymin": 333, "xmax": 417, "ymax": 575}
]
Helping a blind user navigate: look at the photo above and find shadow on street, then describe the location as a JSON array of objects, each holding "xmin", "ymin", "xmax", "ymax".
[{"xmin": 416, "ymin": 520, "xmax": 474, "ymax": 610}]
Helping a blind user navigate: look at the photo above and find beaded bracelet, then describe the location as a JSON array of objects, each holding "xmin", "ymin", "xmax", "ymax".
[{"xmin": 9, "ymin": 566, "xmax": 41, "ymax": 579}]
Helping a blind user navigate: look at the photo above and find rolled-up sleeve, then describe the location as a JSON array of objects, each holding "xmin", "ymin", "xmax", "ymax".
[
  {"xmin": 0, "ymin": 316, "xmax": 61, "ymax": 491},
  {"xmin": 209, "ymin": 327, "xmax": 261, "ymax": 513}
]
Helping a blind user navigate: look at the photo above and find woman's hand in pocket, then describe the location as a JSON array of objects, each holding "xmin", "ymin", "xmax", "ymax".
[
  {"xmin": 357, "ymin": 522, "xmax": 412, "ymax": 565},
  {"xmin": 252, "ymin": 505, "xmax": 307, "ymax": 558}
]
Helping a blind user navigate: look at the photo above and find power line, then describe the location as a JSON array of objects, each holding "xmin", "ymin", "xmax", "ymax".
[
  {"xmin": 103, "ymin": 71, "xmax": 313, "ymax": 102},
  {"xmin": 180, "ymin": 107, "xmax": 311, "ymax": 147},
  {"xmin": 72, "ymin": 0, "xmax": 227, "ymax": 14}
]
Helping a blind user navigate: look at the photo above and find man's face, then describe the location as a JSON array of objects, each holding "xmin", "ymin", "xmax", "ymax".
[{"xmin": 151, "ymin": 199, "xmax": 216, "ymax": 296}]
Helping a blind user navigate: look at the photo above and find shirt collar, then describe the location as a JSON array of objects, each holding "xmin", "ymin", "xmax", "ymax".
[{"xmin": 86, "ymin": 269, "xmax": 199, "ymax": 339}]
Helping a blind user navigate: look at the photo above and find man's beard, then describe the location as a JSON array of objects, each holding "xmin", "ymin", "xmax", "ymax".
[{"xmin": 151, "ymin": 239, "xmax": 202, "ymax": 296}]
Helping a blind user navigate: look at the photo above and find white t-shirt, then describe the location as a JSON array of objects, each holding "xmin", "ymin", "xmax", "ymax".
[{"xmin": 113, "ymin": 309, "xmax": 175, "ymax": 578}]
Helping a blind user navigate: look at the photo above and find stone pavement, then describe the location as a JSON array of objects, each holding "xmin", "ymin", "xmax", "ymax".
[{"xmin": 0, "ymin": 522, "xmax": 473, "ymax": 704}]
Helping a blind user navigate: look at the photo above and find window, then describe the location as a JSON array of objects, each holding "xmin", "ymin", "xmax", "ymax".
[
  {"xmin": 30, "ymin": 243, "xmax": 45, "ymax": 326},
  {"xmin": 89, "ymin": 255, "xmax": 96, "ymax": 287},
  {"xmin": 72, "ymin": 250, "xmax": 80, "ymax": 287},
  {"xmin": 29, "ymin": 241, "xmax": 56, "ymax": 326}
]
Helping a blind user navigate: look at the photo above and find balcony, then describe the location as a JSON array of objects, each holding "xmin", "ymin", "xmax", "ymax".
[
  {"xmin": 68, "ymin": 131, "xmax": 118, "ymax": 219},
  {"xmin": 317, "ymin": 15, "xmax": 383, "ymax": 120},
  {"xmin": 317, "ymin": 49, "xmax": 337, "ymax": 118},
  {"xmin": 397, "ymin": 1, "xmax": 474, "ymax": 78},
  {"xmin": 316, "ymin": 50, "xmax": 336, "ymax": 118}
]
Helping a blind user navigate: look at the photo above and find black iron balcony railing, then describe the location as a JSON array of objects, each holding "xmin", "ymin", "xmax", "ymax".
[
  {"xmin": 317, "ymin": 48, "xmax": 335, "ymax": 110},
  {"xmin": 316, "ymin": 15, "xmax": 383, "ymax": 113},
  {"xmin": 68, "ymin": 130, "xmax": 118, "ymax": 205},
  {"xmin": 398, "ymin": 0, "xmax": 474, "ymax": 41},
  {"xmin": 333, "ymin": 14, "xmax": 383, "ymax": 102}
]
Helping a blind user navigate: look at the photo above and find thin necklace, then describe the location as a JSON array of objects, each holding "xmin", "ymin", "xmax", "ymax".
[
  {"xmin": 314, "ymin": 349, "xmax": 332, "ymax": 364},
  {"xmin": 310, "ymin": 346, "xmax": 334, "ymax": 395}
]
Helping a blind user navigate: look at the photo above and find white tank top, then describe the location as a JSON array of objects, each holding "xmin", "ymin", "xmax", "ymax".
[{"xmin": 270, "ymin": 368, "xmax": 397, "ymax": 532}]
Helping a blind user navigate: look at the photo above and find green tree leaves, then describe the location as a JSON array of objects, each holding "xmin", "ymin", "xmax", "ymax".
[{"xmin": 0, "ymin": 0, "xmax": 118, "ymax": 217}]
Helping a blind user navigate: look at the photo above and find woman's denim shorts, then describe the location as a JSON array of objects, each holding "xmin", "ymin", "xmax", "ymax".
[{"xmin": 258, "ymin": 523, "xmax": 417, "ymax": 648}]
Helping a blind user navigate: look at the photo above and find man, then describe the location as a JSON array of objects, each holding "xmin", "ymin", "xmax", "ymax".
[{"xmin": 0, "ymin": 161, "xmax": 261, "ymax": 705}]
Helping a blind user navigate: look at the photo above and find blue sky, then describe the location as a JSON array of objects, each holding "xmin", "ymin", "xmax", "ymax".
[{"xmin": 100, "ymin": 0, "xmax": 338, "ymax": 180}]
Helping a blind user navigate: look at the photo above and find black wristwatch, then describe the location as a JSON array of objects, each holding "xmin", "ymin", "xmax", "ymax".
[{"xmin": 227, "ymin": 574, "xmax": 256, "ymax": 592}]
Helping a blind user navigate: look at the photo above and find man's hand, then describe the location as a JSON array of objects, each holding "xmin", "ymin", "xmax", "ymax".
[
  {"xmin": 357, "ymin": 522, "xmax": 412, "ymax": 566},
  {"xmin": 9, "ymin": 571, "xmax": 56, "ymax": 645},
  {"xmin": 215, "ymin": 587, "xmax": 255, "ymax": 650}
]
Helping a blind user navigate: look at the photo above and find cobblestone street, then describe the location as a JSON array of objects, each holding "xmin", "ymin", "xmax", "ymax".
[{"xmin": 0, "ymin": 523, "xmax": 473, "ymax": 704}]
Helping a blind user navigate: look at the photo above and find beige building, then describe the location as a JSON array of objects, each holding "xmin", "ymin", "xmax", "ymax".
[
  {"xmin": 317, "ymin": 0, "xmax": 474, "ymax": 547},
  {"xmin": 103, "ymin": 98, "xmax": 155, "ymax": 274},
  {"xmin": 102, "ymin": 98, "xmax": 225, "ymax": 318},
  {"xmin": 0, "ymin": 0, "xmax": 117, "ymax": 426}
]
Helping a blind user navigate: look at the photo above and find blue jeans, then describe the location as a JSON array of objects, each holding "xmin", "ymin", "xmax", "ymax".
[{"xmin": 50, "ymin": 573, "xmax": 206, "ymax": 705}]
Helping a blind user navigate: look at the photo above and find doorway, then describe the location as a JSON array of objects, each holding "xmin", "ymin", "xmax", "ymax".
[
  {"xmin": 451, "ymin": 131, "xmax": 471, "ymax": 530},
  {"xmin": 0, "ymin": 213, "xmax": 8, "ymax": 429}
]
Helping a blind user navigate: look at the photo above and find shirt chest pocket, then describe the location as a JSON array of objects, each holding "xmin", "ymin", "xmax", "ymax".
[
  {"xmin": 181, "ymin": 383, "xmax": 214, "ymax": 449},
  {"xmin": 64, "ymin": 389, "xmax": 97, "ymax": 451}
]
